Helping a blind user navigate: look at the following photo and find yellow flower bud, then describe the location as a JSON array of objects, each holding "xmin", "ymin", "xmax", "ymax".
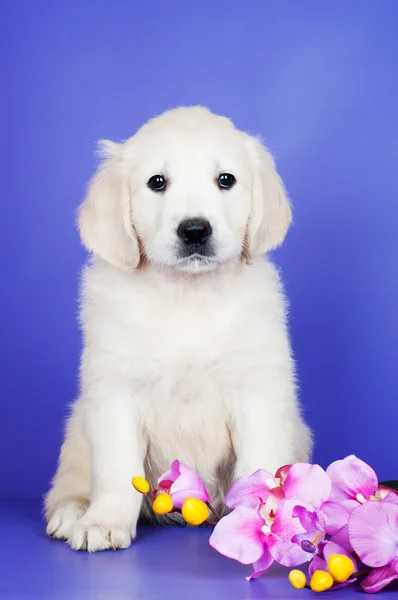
[
  {"xmin": 327, "ymin": 554, "xmax": 355, "ymax": 583},
  {"xmin": 310, "ymin": 570, "xmax": 334, "ymax": 592},
  {"xmin": 288, "ymin": 569, "xmax": 307, "ymax": 589},
  {"xmin": 153, "ymin": 493, "xmax": 173, "ymax": 515},
  {"xmin": 131, "ymin": 476, "xmax": 150, "ymax": 494},
  {"xmin": 181, "ymin": 498, "xmax": 209, "ymax": 526}
]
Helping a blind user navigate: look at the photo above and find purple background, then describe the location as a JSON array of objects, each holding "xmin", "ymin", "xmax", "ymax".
[{"xmin": 2, "ymin": 0, "xmax": 398, "ymax": 500}]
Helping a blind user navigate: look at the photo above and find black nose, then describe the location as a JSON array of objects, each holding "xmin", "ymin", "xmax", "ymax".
[{"xmin": 177, "ymin": 218, "xmax": 212, "ymax": 247}]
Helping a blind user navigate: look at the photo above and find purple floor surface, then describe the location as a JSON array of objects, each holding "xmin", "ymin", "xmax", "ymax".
[{"xmin": 1, "ymin": 500, "xmax": 397, "ymax": 600}]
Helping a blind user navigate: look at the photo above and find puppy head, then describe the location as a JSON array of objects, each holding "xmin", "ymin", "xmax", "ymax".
[{"xmin": 78, "ymin": 106, "xmax": 292, "ymax": 273}]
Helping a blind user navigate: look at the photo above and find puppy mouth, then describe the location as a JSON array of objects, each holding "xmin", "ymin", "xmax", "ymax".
[
  {"xmin": 175, "ymin": 253, "xmax": 218, "ymax": 265},
  {"xmin": 172, "ymin": 239, "xmax": 229, "ymax": 271},
  {"xmin": 178, "ymin": 243, "xmax": 214, "ymax": 258},
  {"xmin": 172, "ymin": 251, "xmax": 221, "ymax": 272}
]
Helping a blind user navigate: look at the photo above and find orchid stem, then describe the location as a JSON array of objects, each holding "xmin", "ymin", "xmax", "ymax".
[
  {"xmin": 353, "ymin": 569, "xmax": 371, "ymax": 578},
  {"xmin": 207, "ymin": 501, "xmax": 221, "ymax": 521}
]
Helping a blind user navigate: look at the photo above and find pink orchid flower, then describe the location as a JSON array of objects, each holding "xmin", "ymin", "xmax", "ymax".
[
  {"xmin": 225, "ymin": 463, "xmax": 332, "ymax": 517},
  {"xmin": 349, "ymin": 500, "xmax": 398, "ymax": 594},
  {"xmin": 209, "ymin": 499, "xmax": 322, "ymax": 581},
  {"xmin": 323, "ymin": 455, "xmax": 398, "ymax": 535},
  {"xmin": 156, "ymin": 460, "xmax": 210, "ymax": 509}
]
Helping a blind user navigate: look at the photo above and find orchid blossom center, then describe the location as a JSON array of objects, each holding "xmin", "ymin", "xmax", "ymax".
[
  {"xmin": 356, "ymin": 489, "xmax": 388, "ymax": 503},
  {"xmin": 154, "ymin": 479, "xmax": 174, "ymax": 498},
  {"xmin": 355, "ymin": 493, "xmax": 367, "ymax": 504},
  {"xmin": 266, "ymin": 477, "xmax": 280, "ymax": 490},
  {"xmin": 311, "ymin": 530, "xmax": 325, "ymax": 547},
  {"xmin": 260, "ymin": 495, "xmax": 279, "ymax": 527},
  {"xmin": 261, "ymin": 524, "xmax": 272, "ymax": 535},
  {"xmin": 300, "ymin": 528, "xmax": 325, "ymax": 555}
]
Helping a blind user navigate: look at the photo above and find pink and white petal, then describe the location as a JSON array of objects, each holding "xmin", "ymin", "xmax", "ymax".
[
  {"xmin": 158, "ymin": 460, "xmax": 181, "ymax": 485},
  {"xmin": 269, "ymin": 485, "xmax": 285, "ymax": 503},
  {"xmin": 275, "ymin": 464, "xmax": 292, "ymax": 484},
  {"xmin": 323, "ymin": 541, "xmax": 357, "ymax": 572},
  {"xmin": 246, "ymin": 546, "xmax": 274, "ymax": 581},
  {"xmin": 329, "ymin": 524, "xmax": 354, "ymax": 555},
  {"xmin": 225, "ymin": 469, "xmax": 273, "ymax": 509},
  {"xmin": 326, "ymin": 455, "xmax": 378, "ymax": 501},
  {"xmin": 348, "ymin": 501, "xmax": 398, "ymax": 567},
  {"xmin": 268, "ymin": 500, "xmax": 308, "ymax": 567},
  {"xmin": 170, "ymin": 462, "xmax": 210, "ymax": 508},
  {"xmin": 361, "ymin": 564, "xmax": 398, "ymax": 594},
  {"xmin": 309, "ymin": 555, "xmax": 327, "ymax": 577},
  {"xmin": 322, "ymin": 499, "xmax": 358, "ymax": 534},
  {"xmin": 209, "ymin": 507, "xmax": 265, "ymax": 565},
  {"xmin": 284, "ymin": 464, "xmax": 332, "ymax": 507}
]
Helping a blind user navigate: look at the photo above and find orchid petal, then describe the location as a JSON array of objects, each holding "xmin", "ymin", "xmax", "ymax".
[
  {"xmin": 168, "ymin": 461, "xmax": 210, "ymax": 508},
  {"xmin": 322, "ymin": 499, "xmax": 358, "ymax": 534},
  {"xmin": 332, "ymin": 579, "xmax": 358, "ymax": 590},
  {"xmin": 158, "ymin": 459, "xmax": 181, "ymax": 485},
  {"xmin": 381, "ymin": 491, "xmax": 398, "ymax": 505},
  {"xmin": 209, "ymin": 507, "xmax": 265, "ymax": 565},
  {"xmin": 275, "ymin": 464, "xmax": 292, "ymax": 484},
  {"xmin": 349, "ymin": 501, "xmax": 398, "ymax": 567},
  {"xmin": 246, "ymin": 546, "xmax": 274, "ymax": 581},
  {"xmin": 361, "ymin": 563, "xmax": 398, "ymax": 594},
  {"xmin": 329, "ymin": 524, "xmax": 354, "ymax": 554},
  {"xmin": 268, "ymin": 500, "xmax": 308, "ymax": 567},
  {"xmin": 225, "ymin": 469, "xmax": 274, "ymax": 509},
  {"xmin": 326, "ymin": 455, "xmax": 378, "ymax": 501},
  {"xmin": 284, "ymin": 464, "xmax": 331, "ymax": 508},
  {"xmin": 309, "ymin": 554, "xmax": 327, "ymax": 577}
]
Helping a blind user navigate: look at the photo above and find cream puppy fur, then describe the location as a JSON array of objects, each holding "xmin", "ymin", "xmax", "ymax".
[{"xmin": 45, "ymin": 106, "xmax": 312, "ymax": 552}]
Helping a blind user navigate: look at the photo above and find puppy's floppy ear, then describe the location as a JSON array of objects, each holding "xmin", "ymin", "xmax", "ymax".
[
  {"xmin": 244, "ymin": 134, "xmax": 292, "ymax": 257},
  {"xmin": 78, "ymin": 140, "xmax": 140, "ymax": 270}
]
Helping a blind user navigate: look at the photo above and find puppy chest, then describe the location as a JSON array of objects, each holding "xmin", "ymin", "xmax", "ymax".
[
  {"xmin": 142, "ymin": 365, "xmax": 231, "ymax": 476},
  {"xmin": 128, "ymin": 298, "xmax": 254, "ymax": 365}
]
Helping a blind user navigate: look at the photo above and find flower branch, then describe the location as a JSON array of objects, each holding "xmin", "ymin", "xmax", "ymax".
[{"xmin": 132, "ymin": 456, "xmax": 398, "ymax": 594}]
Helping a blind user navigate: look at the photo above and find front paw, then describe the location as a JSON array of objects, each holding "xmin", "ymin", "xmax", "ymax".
[
  {"xmin": 68, "ymin": 500, "xmax": 138, "ymax": 552},
  {"xmin": 46, "ymin": 497, "xmax": 89, "ymax": 541}
]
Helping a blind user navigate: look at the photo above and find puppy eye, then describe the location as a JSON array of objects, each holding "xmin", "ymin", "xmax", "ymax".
[
  {"xmin": 147, "ymin": 174, "xmax": 167, "ymax": 192},
  {"xmin": 217, "ymin": 173, "xmax": 236, "ymax": 190}
]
